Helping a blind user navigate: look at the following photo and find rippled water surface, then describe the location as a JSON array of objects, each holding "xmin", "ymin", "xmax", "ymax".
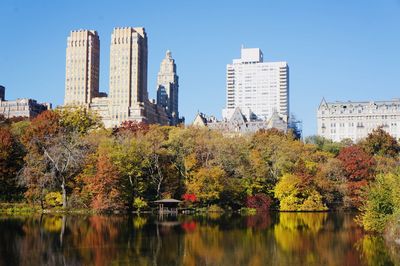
[{"xmin": 0, "ymin": 212, "xmax": 399, "ymax": 266}]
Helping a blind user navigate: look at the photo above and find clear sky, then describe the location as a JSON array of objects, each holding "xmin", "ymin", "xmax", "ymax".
[{"xmin": 1, "ymin": 0, "xmax": 399, "ymax": 136}]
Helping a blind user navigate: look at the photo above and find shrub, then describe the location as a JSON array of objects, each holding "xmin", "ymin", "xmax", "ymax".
[
  {"xmin": 133, "ymin": 197, "xmax": 148, "ymax": 211},
  {"xmin": 45, "ymin": 192, "xmax": 63, "ymax": 208},
  {"xmin": 358, "ymin": 173, "xmax": 400, "ymax": 232},
  {"xmin": 246, "ymin": 193, "xmax": 272, "ymax": 212},
  {"xmin": 182, "ymin": 193, "xmax": 197, "ymax": 202},
  {"xmin": 208, "ymin": 204, "xmax": 223, "ymax": 213}
]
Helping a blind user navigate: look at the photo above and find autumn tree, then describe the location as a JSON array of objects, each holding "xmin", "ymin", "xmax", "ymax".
[
  {"xmin": 113, "ymin": 120, "xmax": 149, "ymax": 135},
  {"xmin": 110, "ymin": 134, "xmax": 150, "ymax": 209},
  {"xmin": 248, "ymin": 129, "xmax": 304, "ymax": 195},
  {"xmin": 274, "ymin": 173, "xmax": 327, "ymax": 211},
  {"xmin": 89, "ymin": 153, "xmax": 124, "ymax": 211},
  {"xmin": 56, "ymin": 106, "xmax": 103, "ymax": 135},
  {"xmin": 0, "ymin": 127, "xmax": 25, "ymax": 201},
  {"xmin": 21, "ymin": 109, "xmax": 97, "ymax": 208},
  {"xmin": 142, "ymin": 126, "xmax": 175, "ymax": 199},
  {"xmin": 361, "ymin": 127, "xmax": 400, "ymax": 158},
  {"xmin": 186, "ymin": 166, "xmax": 225, "ymax": 206},
  {"xmin": 337, "ymin": 145, "xmax": 376, "ymax": 209},
  {"xmin": 358, "ymin": 173, "xmax": 400, "ymax": 232}
]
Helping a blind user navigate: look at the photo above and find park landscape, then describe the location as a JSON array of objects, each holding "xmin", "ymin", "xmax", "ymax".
[{"xmin": 0, "ymin": 108, "xmax": 400, "ymax": 265}]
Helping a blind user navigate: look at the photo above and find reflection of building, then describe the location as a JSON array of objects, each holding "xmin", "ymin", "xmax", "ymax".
[
  {"xmin": 0, "ymin": 86, "xmax": 51, "ymax": 118},
  {"xmin": 193, "ymin": 107, "xmax": 287, "ymax": 134},
  {"xmin": 223, "ymin": 47, "xmax": 289, "ymax": 122},
  {"xmin": 156, "ymin": 50, "xmax": 182, "ymax": 125},
  {"xmin": 317, "ymin": 98, "xmax": 400, "ymax": 142},
  {"xmin": 64, "ymin": 27, "xmax": 176, "ymax": 128}
]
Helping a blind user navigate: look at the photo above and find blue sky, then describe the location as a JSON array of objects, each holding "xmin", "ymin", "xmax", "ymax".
[{"xmin": 1, "ymin": 0, "xmax": 399, "ymax": 136}]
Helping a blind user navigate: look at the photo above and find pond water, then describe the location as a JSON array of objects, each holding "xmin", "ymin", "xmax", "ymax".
[{"xmin": 0, "ymin": 212, "xmax": 399, "ymax": 266}]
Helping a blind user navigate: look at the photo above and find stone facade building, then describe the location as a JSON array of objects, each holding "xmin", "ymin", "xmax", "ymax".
[
  {"xmin": 193, "ymin": 107, "xmax": 287, "ymax": 135},
  {"xmin": 64, "ymin": 30, "xmax": 100, "ymax": 106},
  {"xmin": 0, "ymin": 86, "xmax": 51, "ymax": 118},
  {"xmin": 156, "ymin": 50, "xmax": 181, "ymax": 125},
  {"xmin": 317, "ymin": 98, "xmax": 400, "ymax": 142}
]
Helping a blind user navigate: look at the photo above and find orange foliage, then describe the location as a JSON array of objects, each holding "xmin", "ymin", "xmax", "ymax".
[{"xmin": 89, "ymin": 154, "xmax": 124, "ymax": 211}]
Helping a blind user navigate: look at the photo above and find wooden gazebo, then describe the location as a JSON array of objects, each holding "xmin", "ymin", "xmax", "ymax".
[{"xmin": 154, "ymin": 199, "xmax": 182, "ymax": 214}]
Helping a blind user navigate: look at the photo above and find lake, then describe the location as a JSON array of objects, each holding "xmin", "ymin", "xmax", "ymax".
[{"xmin": 0, "ymin": 212, "xmax": 399, "ymax": 266}]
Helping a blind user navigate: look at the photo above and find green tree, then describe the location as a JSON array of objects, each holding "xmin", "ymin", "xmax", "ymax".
[
  {"xmin": 110, "ymin": 134, "xmax": 149, "ymax": 208},
  {"xmin": 358, "ymin": 173, "xmax": 400, "ymax": 232}
]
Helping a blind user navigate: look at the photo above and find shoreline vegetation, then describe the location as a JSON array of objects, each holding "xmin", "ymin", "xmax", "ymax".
[{"xmin": 0, "ymin": 108, "xmax": 399, "ymax": 243}]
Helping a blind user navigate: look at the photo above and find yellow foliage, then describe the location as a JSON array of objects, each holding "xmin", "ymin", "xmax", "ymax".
[{"xmin": 186, "ymin": 166, "xmax": 225, "ymax": 204}]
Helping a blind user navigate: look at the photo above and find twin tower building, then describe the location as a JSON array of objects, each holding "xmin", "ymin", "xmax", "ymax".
[{"xmin": 64, "ymin": 27, "xmax": 181, "ymax": 128}]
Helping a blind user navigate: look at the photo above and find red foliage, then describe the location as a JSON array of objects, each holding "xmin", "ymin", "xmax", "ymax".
[
  {"xmin": 113, "ymin": 121, "xmax": 149, "ymax": 135},
  {"xmin": 337, "ymin": 145, "xmax": 375, "ymax": 182},
  {"xmin": 294, "ymin": 159, "xmax": 314, "ymax": 188},
  {"xmin": 337, "ymin": 145, "xmax": 375, "ymax": 209},
  {"xmin": 182, "ymin": 193, "xmax": 197, "ymax": 202},
  {"xmin": 245, "ymin": 193, "xmax": 272, "ymax": 212},
  {"xmin": 23, "ymin": 110, "xmax": 60, "ymax": 152}
]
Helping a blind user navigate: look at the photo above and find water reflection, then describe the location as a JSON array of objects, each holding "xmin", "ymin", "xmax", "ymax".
[{"xmin": 0, "ymin": 213, "xmax": 398, "ymax": 266}]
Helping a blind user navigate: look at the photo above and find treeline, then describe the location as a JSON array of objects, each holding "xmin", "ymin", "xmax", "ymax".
[{"xmin": 0, "ymin": 108, "xmax": 399, "ymax": 233}]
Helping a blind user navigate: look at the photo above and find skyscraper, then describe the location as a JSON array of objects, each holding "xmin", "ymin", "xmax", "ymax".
[
  {"xmin": 108, "ymin": 27, "xmax": 149, "ymax": 125},
  {"xmin": 64, "ymin": 30, "xmax": 100, "ymax": 105},
  {"xmin": 64, "ymin": 27, "xmax": 172, "ymax": 128},
  {"xmin": 156, "ymin": 50, "xmax": 179, "ymax": 125},
  {"xmin": 223, "ymin": 48, "xmax": 289, "ymax": 122}
]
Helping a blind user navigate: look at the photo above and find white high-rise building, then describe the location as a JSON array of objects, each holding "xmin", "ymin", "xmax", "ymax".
[
  {"xmin": 64, "ymin": 30, "xmax": 100, "ymax": 106},
  {"xmin": 223, "ymin": 48, "xmax": 289, "ymax": 122},
  {"xmin": 317, "ymin": 98, "xmax": 400, "ymax": 142}
]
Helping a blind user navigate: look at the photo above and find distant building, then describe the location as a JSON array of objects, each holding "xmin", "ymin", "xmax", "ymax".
[
  {"xmin": 223, "ymin": 47, "xmax": 289, "ymax": 122},
  {"xmin": 64, "ymin": 27, "xmax": 175, "ymax": 128},
  {"xmin": 156, "ymin": 50, "xmax": 182, "ymax": 125},
  {"xmin": 193, "ymin": 107, "xmax": 287, "ymax": 134},
  {"xmin": 317, "ymin": 98, "xmax": 400, "ymax": 142},
  {"xmin": 0, "ymin": 85, "xmax": 5, "ymax": 101},
  {"xmin": 0, "ymin": 86, "xmax": 51, "ymax": 118}
]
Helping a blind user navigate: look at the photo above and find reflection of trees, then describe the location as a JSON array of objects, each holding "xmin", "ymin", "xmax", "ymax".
[
  {"xmin": 0, "ymin": 215, "xmax": 74, "ymax": 265},
  {"xmin": 272, "ymin": 213, "xmax": 367, "ymax": 266},
  {"xmin": 356, "ymin": 235, "xmax": 400, "ymax": 266},
  {"xmin": 246, "ymin": 213, "xmax": 271, "ymax": 230},
  {"xmin": 1, "ymin": 213, "xmax": 399, "ymax": 265}
]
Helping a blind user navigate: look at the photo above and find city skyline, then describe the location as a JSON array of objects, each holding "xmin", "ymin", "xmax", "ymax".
[
  {"xmin": 64, "ymin": 27, "xmax": 174, "ymax": 127},
  {"xmin": 1, "ymin": 1, "xmax": 400, "ymax": 136}
]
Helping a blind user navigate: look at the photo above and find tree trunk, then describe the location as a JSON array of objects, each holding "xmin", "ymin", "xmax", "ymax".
[
  {"xmin": 129, "ymin": 176, "xmax": 134, "ymax": 212},
  {"xmin": 61, "ymin": 178, "xmax": 67, "ymax": 208},
  {"xmin": 60, "ymin": 215, "xmax": 66, "ymax": 248}
]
